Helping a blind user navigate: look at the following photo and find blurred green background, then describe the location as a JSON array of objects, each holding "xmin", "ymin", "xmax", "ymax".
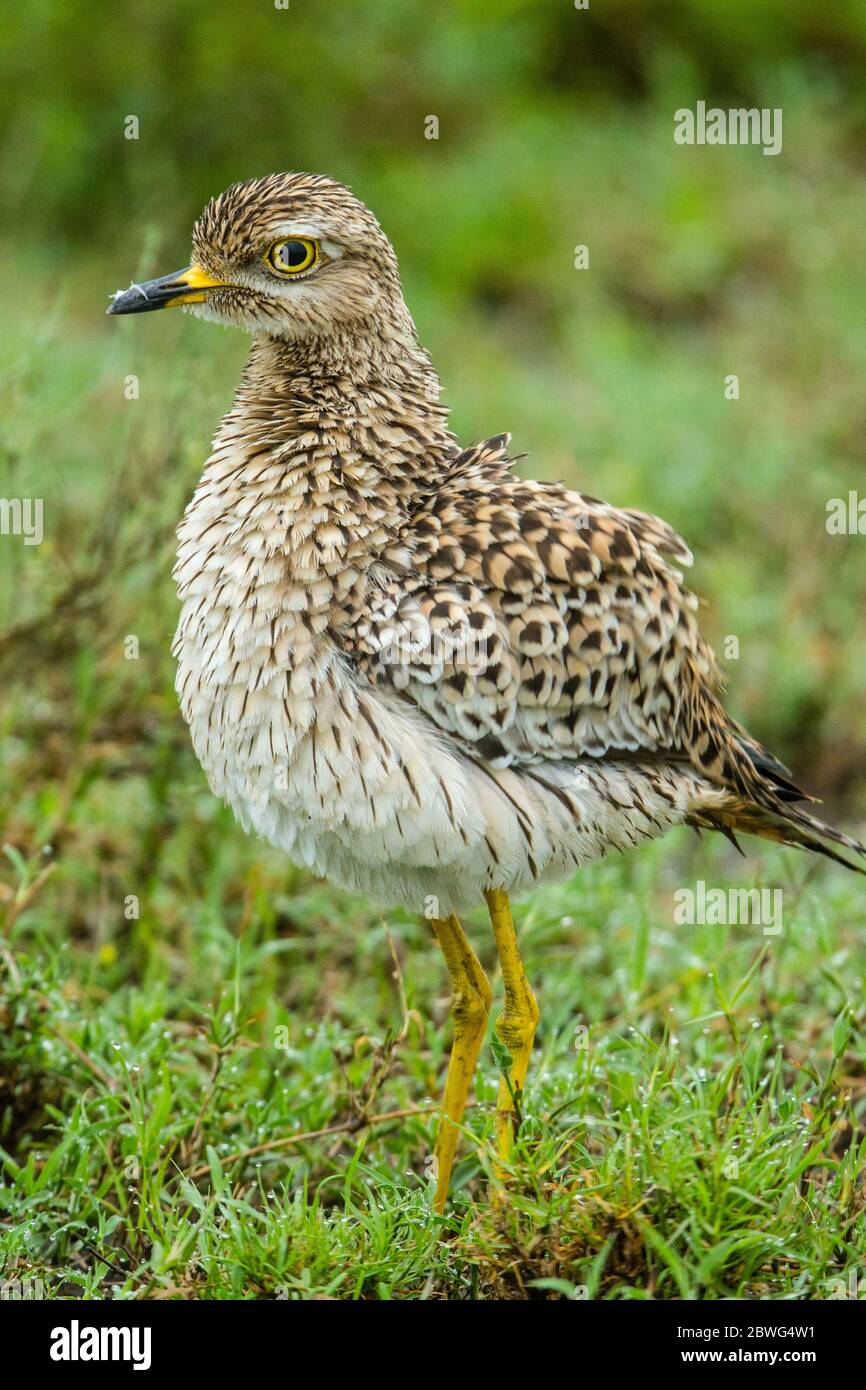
[{"xmin": 2, "ymin": 0, "xmax": 866, "ymax": 1301}]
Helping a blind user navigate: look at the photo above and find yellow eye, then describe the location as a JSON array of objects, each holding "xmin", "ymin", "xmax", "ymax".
[{"xmin": 265, "ymin": 236, "xmax": 318, "ymax": 276}]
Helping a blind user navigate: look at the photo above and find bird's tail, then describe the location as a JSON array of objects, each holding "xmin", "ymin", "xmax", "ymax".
[
  {"xmin": 691, "ymin": 798, "xmax": 866, "ymax": 875},
  {"xmin": 689, "ymin": 726, "xmax": 866, "ymax": 875}
]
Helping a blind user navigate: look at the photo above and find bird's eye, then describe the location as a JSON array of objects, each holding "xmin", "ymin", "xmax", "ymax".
[{"xmin": 265, "ymin": 237, "xmax": 319, "ymax": 276}]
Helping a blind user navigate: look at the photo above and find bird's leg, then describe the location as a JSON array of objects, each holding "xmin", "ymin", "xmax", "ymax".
[
  {"xmin": 485, "ymin": 888, "xmax": 539, "ymax": 1169},
  {"xmin": 429, "ymin": 914, "xmax": 492, "ymax": 1212}
]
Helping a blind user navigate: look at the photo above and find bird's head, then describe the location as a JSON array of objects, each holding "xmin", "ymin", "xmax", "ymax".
[{"xmin": 107, "ymin": 172, "xmax": 406, "ymax": 341}]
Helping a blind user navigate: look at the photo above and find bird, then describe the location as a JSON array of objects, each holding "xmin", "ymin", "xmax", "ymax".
[{"xmin": 108, "ymin": 171, "xmax": 865, "ymax": 1211}]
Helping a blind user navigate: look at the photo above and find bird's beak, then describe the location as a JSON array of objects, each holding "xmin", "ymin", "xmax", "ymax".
[{"xmin": 106, "ymin": 265, "xmax": 227, "ymax": 315}]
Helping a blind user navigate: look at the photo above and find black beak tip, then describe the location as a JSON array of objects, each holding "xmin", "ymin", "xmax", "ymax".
[
  {"xmin": 106, "ymin": 289, "xmax": 139, "ymax": 316},
  {"xmin": 106, "ymin": 286, "xmax": 154, "ymax": 316},
  {"xmin": 105, "ymin": 271, "xmax": 192, "ymax": 317}
]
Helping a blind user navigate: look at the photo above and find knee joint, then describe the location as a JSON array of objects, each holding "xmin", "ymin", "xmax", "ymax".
[
  {"xmin": 496, "ymin": 990, "xmax": 539, "ymax": 1051},
  {"xmin": 451, "ymin": 984, "xmax": 489, "ymax": 1031}
]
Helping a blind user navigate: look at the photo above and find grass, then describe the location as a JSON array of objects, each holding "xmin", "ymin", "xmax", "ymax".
[
  {"xmin": 2, "ymin": 833, "xmax": 865, "ymax": 1299},
  {"xmin": 1, "ymin": 88, "xmax": 865, "ymax": 1300}
]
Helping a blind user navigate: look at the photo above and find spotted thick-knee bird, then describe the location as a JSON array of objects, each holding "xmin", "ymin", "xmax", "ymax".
[{"xmin": 108, "ymin": 172, "xmax": 865, "ymax": 1210}]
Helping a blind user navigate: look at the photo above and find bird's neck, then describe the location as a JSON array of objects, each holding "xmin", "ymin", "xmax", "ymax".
[
  {"xmin": 178, "ymin": 323, "xmax": 456, "ymax": 597},
  {"xmin": 222, "ymin": 325, "xmax": 454, "ymax": 478}
]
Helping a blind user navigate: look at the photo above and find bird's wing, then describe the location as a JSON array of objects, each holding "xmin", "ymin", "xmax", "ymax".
[
  {"xmin": 338, "ymin": 434, "xmax": 757, "ymax": 793},
  {"xmin": 337, "ymin": 435, "xmax": 866, "ymax": 871}
]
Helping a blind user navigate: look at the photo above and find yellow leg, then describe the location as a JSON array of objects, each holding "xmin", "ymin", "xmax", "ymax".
[
  {"xmin": 429, "ymin": 914, "xmax": 492, "ymax": 1213},
  {"xmin": 485, "ymin": 888, "xmax": 539, "ymax": 1167}
]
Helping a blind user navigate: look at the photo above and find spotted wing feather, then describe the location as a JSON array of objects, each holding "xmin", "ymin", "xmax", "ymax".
[{"xmin": 347, "ymin": 436, "xmax": 736, "ymax": 782}]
